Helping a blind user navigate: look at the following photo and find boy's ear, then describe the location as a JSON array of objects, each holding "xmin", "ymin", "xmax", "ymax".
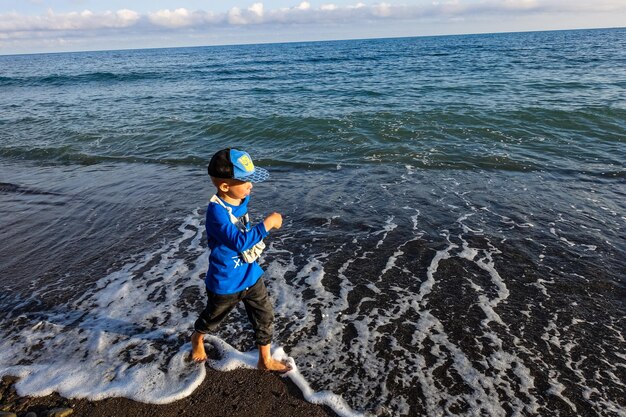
[{"xmin": 218, "ymin": 182, "xmax": 229, "ymax": 193}]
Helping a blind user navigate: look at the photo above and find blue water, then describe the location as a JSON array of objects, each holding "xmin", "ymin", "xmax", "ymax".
[
  {"xmin": 1, "ymin": 29, "xmax": 625, "ymax": 173},
  {"xmin": 1, "ymin": 28, "xmax": 625, "ymax": 416}
]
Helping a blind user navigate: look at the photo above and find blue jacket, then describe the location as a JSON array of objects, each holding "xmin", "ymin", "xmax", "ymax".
[{"xmin": 205, "ymin": 195, "xmax": 268, "ymax": 294}]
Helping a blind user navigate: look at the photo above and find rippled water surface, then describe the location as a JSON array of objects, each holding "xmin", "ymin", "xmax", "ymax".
[{"xmin": 1, "ymin": 28, "xmax": 625, "ymax": 416}]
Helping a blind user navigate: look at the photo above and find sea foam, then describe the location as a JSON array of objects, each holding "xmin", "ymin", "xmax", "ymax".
[{"xmin": 0, "ymin": 210, "xmax": 360, "ymax": 417}]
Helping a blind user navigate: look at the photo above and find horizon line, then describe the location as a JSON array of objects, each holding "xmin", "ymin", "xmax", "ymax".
[{"xmin": 1, "ymin": 25, "xmax": 624, "ymax": 58}]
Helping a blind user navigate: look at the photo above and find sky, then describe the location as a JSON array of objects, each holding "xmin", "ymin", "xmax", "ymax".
[{"xmin": 1, "ymin": 0, "xmax": 625, "ymax": 54}]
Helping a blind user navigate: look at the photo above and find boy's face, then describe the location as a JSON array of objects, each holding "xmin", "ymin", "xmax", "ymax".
[{"xmin": 217, "ymin": 178, "xmax": 253, "ymax": 201}]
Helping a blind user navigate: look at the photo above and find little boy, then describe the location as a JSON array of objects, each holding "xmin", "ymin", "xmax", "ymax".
[{"xmin": 191, "ymin": 148, "xmax": 290, "ymax": 372}]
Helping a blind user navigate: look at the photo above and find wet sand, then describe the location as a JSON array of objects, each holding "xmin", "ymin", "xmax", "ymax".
[{"xmin": 0, "ymin": 368, "xmax": 338, "ymax": 417}]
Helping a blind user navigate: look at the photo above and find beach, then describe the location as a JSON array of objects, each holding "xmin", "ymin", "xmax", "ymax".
[
  {"xmin": 1, "ymin": 370, "xmax": 338, "ymax": 417},
  {"xmin": 1, "ymin": 29, "xmax": 625, "ymax": 416}
]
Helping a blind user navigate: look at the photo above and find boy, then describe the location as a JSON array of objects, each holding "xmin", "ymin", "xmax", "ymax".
[{"xmin": 191, "ymin": 148, "xmax": 290, "ymax": 372}]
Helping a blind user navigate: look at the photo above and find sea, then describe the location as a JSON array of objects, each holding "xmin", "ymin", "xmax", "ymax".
[{"xmin": 0, "ymin": 28, "xmax": 625, "ymax": 417}]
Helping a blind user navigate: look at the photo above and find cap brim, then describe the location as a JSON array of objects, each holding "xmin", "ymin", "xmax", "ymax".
[{"xmin": 235, "ymin": 167, "xmax": 269, "ymax": 183}]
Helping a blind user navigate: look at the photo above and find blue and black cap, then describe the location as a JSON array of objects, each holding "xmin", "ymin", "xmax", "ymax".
[{"xmin": 207, "ymin": 148, "xmax": 269, "ymax": 183}]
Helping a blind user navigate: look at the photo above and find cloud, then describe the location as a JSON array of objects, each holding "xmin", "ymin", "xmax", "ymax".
[
  {"xmin": 373, "ymin": 3, "xmax": 392, "ymax": 17},
  {"xmin": 297, "ymin": 2, "xmax": 312, "ymax": 11},
  {"xmin": 147, "ymin": 8, "xmax": 222, "ymax": 28},
  {"xmin": 148, "ymin": 8, "xmax": 194, "ymax": 28},
  {"xmin": 1, "ymin": 1, "xmax": 625, "ymax": 40},
  {"xmin": 0, "ymin": 9, "xmax": 139, "ymax": 33},
  {"xmin": 227, "ymin": 3, "xmax": 265, "ymax": 25}
]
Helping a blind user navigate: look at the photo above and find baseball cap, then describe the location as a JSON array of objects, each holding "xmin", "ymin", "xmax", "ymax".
[{"xmin": 207, "ymin": 148, "xmax": 270, "ymax": 183}]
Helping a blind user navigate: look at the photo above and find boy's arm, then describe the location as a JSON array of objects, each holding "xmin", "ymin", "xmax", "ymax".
[{"xmin": 207, "ymin": 205, "xmax": 269, "ymax": 252}]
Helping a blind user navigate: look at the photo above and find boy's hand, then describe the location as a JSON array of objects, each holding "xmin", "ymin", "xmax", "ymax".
[{"xmin": 264, "ymin": 212, "xmax": 283, "ymax": 231}]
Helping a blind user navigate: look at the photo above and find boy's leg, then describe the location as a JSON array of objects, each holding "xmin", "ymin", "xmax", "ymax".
[
  {"xmin": 191, "ymin": 290, "xmax": 240, "ymax": 362},
  {"xmin": 242, "ymin": 278, "xmax": 291, "ymax": 372}
]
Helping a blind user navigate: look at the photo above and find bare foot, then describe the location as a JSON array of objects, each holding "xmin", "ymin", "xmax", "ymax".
[
  {"xmin": 258, "ymin": 358, "xmax": 292, "ymax": 373},
  {"xmin": 257, "ymin": 344, "xmax": 291, "ymax": 372},
  {"xmin": 190, "ymin": 331, "xmax": 207, "ymax": 362}
]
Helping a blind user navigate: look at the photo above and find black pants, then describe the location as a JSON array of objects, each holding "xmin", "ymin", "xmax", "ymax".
[{"xmin": 194, "ymin": 278, "xmax": 274, "ymax": 346}]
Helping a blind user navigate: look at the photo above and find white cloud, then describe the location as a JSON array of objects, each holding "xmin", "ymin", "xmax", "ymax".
[
  {"xmin": 226, "ymin": 3, "xmax": 266, "ymax": 25},
  {"xmin": 226, "ymin": 7, "xmax": 244, "ymax": 25},
  {"xmin": 0, "ymin": 1, "xmax": 625, "ymax": 40},
  {"xmin": 373, "ymin": 3, "xmax": 392, "ymax": 17},
  {"xmin": 148, "ymin": 8, "xmax": 193, "ymax": 28},
  {"xmin": 0, "ymin": 9, "xmax": 139, "ymax": 33},
  {"xmin": 249, "ymin": 3, "xmax": 265, "ymax": 17},
  {"xmin": 116, "ymin": 9, "xmax": 140, "ymax": 23},
  {"xmin": 147, "ymin": 8, "xmax": 223, "ymax": 28},
  {"xmin": 297, "ymin": 2, "xmax": 312, "ymax": 11}
]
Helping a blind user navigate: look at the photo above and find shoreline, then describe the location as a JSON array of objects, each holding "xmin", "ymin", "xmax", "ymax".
[{"xmin": 0, "ymin": 368, "xmax": 339, "ymax": 417}]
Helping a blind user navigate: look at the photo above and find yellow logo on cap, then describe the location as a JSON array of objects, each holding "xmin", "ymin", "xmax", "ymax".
[{"xmin": 238, "ymin": 155, "xmax": 254, "ymax": 172}]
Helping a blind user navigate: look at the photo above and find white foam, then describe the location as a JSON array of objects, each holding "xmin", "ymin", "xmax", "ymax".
[
  {"xmin": 281, "ymin": 356, "xmax": 364, "ymax": 417},
  {"xmin": 373, "ymin": 216, "xmax": 398, "ymax": 248},
  {"xmin": 418, "ymin": 241, "xmax": 456, "ymax": 304},
  {"xmin": 0, "ymin": 212, "xmax": 361, "ymax": 417},
  {"xmin": 264, "ymin": 257, "xmax": 308, "ymax": 324},
  {"xmin": 530, "ymin": 278, "xmax": 553, "ymax": 297},
  {"xmin": 197, "ymin": 336, "xmax": 363, "ymax": 417},
  {"xmin": 459, "ymin": 246, "xmax": 478, "ymax": 261},
  {"xmin": 2, "ymin": 193, "xmax": 623, "ymax": 417},
  {"xmin": 547, "ymin": 373, "xmax": 577, "ymax": 412},
  {"xmin": 380, "ymin": 249, "xmax": 404, "ymax": 275}
]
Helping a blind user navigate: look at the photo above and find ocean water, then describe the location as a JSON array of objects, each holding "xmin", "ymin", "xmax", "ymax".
[{"xmin": 0, "ymin": 28, "xmax": 625, "ymax": 416}]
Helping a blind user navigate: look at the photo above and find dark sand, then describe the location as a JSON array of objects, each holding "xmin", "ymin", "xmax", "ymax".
[{"xmin": 0, "ymin": 367, "xmax": 339, "ymax": 417}]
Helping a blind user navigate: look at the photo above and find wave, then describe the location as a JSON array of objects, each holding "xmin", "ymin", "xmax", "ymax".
[
  {"xmin": 0, "ymin": 182, "xmax": 61, "ymax": 196},
  {"xmin": 1, "ymin": 106, "xmax": 623, "ymax": 175},
  {"xmin": 0, "ymin": 212, "xmax": 361, "ymax": 416},
  {"xmin": 0, "ymin": 144, "xmax": 552, "ymax": 174},
  {"xmin": 0, "ymin": 71, "xmax": 165, "ymax": 87},
  {"xmin": 0, "ymin": 146, "xmax": 205, "ymax": 167}
]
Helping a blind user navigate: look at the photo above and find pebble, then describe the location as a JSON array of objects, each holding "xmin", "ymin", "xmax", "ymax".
[
  {"xmin": 0, "ymin": 411, "xmax": 17, "ymax": 417},
  {"xmin": 47, "ymin": 408, "xmax": 73, "ymax": 417}
]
